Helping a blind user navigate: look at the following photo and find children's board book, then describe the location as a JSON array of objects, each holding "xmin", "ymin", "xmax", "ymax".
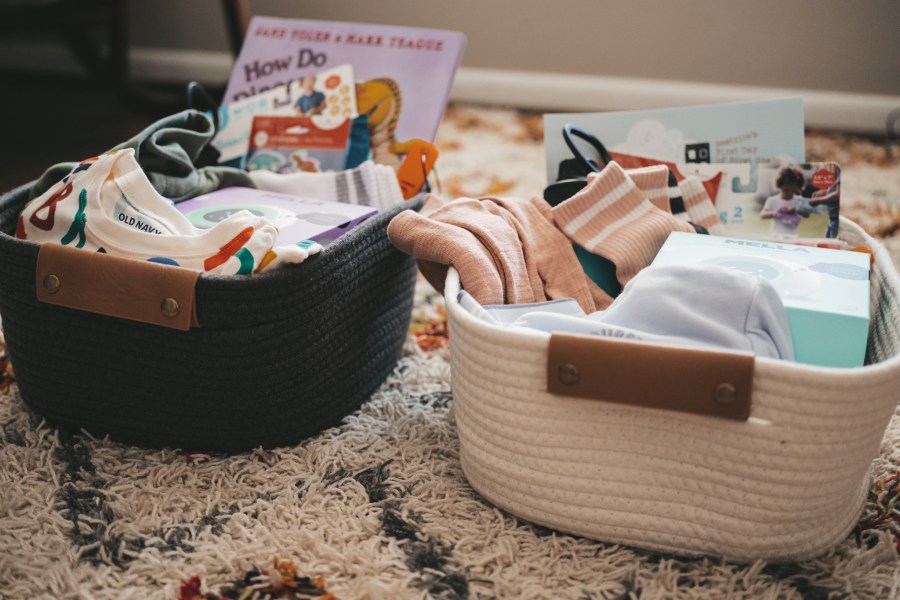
[
  {"xmin": 543, "ymin": 98, "xmax": 805, "ymax": 185},
  {"xmin": 213, "ymin": 63, "xmax": 357, "ymax": 165},
  {"xmin": 246, "ymin": 115, "xmax": 353, "ymax": 174},
  {"xmin": 175, "ymin": 187, "xmax": 377, "ymax": 247},
  {"xmin": 222, "ymin": 16, "xmax": 467, "ymax": 145}
]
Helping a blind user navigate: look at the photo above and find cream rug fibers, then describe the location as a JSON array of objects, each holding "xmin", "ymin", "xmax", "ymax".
[{"xmin": 2, "ymin": 104, "xmax": 900, "ymax": 599}]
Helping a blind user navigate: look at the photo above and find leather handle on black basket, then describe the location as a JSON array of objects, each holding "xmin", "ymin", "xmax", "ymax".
[
  {"xmin": 35, "ymin": 243, "xmax": 201, "ymax": 331},
  {"xmin": 547, "ymin": 332, "xmax": 754, "ymax": 420}
]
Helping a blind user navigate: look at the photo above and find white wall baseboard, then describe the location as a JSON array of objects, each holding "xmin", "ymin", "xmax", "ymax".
[
  {"xmin": 4, "ymin": 42, "xmax": 898, "ymax": 134},
  {"xmin": 453, "ymin": 69, "xmax": 900, "ymax": 136}
]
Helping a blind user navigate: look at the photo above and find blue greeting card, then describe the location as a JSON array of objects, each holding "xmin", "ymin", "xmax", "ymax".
[{"xmin": 543, "ymin": 97, "xmax": 805, "ymax": 185}]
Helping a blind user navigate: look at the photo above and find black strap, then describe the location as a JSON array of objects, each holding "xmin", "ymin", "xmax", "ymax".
[
  {"xmin": 562, "ymin": 124, "xmax": 613, "ymax": 175},
  {"xmin": 543, "ymin": 179, "xmax": 587, "ymax": 207}
]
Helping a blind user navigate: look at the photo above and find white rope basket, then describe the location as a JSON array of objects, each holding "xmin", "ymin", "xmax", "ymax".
[{"xmin": 445, "ymin": 216, "xmax": 900, "ymax": 563}]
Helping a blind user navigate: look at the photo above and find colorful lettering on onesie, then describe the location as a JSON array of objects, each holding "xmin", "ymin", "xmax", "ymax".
[{"xmin": 16, "ymin": 149, "xmax": 323, "ymax": 274}]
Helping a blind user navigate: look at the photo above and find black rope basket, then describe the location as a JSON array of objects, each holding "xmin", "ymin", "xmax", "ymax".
[{"xmin": 0, "ymin": 181, "xmax": 421, "ymax": 452}]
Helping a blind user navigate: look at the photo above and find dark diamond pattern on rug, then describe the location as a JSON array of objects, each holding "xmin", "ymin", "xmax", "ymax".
[
  {"xmin": 53, "ymin": 430, "xmax": 279, "ymax": 567},
  {"xmin": 324, "ymin": 459, "xmax": 470, "ymax": 599}
]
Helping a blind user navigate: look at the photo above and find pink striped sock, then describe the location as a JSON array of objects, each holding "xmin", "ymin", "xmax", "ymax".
[
  {"xmin": 679, "ymin": 176, "xmax": 725, "ymax": 234},
  {"xmin": 625, "ymin": 164, "xmax": 671, "ymax": 212},
  {"xmin": 588, "ymin": 165, "xmax": 671, "ymax": 212},
  {"xmin": 552, "ymin": 161, "xmax": 695, "ymax": 286}
]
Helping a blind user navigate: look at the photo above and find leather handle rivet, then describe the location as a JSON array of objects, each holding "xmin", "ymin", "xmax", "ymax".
[
  {"xmin": 43, "ymin": 274, "xmax": 61, "ymax": 294},
  {"xmin": 713, "ymin": 383, "xmax": 737, "ymax": 406},
  {"xmin": 558, "ymin": 363, "xmax": 581, "ymax": 385},
  {"xmin": 160, "ymin": 297, "xmax": 180, "ymax": 318}
]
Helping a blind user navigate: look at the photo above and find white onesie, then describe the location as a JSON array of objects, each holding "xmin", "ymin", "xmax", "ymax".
[{"xmin": 17, "ymin": 149, "xmax": 322, "ymax": 274}]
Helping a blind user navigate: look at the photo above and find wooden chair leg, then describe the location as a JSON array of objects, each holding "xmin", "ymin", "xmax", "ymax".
[{"xmin": 221, "ymin": 0, "xmax": 251, "ymax": 56}]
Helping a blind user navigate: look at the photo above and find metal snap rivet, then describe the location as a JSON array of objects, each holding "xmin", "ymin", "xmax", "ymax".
[
  {"xmin": 42, "ymin": 274, "xmax": 60, "ymax": 294},
  {"xmin": 713, "ymin": 383, "xmax": 737, "ymax": 406},
  {"xmin": 558, "ymin": 363, "xmax": 581, "ymax": 385},
  {"xmin": 160, "ymin": 297, "xmax": 180, "ymax": 318}
]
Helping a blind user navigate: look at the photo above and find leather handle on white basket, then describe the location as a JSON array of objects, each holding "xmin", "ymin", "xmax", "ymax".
[
  {"xmin": 35, "ymin": 243, "xmax": 201, "ymax": 331},
  {"xmin": 547, "ymin": 332, "xmax": 754, "ymax": 420}
]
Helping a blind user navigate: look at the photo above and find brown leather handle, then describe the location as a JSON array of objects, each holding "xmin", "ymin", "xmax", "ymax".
[
  {"xmin": 36, "ymin": 243, "xmax": 201, "ymax": 331},
  {"xmin": 547, "ymin": 332, "xmax": 754, "ymax": 420}
]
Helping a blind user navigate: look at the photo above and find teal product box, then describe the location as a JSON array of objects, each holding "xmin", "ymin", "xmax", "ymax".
[{"xmin": 651, "ymin": 232, "xmax": 870, "ymax": 367}]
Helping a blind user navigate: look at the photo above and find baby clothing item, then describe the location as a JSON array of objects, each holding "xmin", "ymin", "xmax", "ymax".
[
  {"xmin": 487, "ymin": 196, "xmax": 612, "ymax": 310},
  {"xmin": 31, "ymin": 110, "xmax": 255, "ymax": 203},
  {"xmin": 458, "ymin": 292, "xmax": 586, "ymax": 326},
  {"xmin": 17, "ymin": 149, "xmax": 323, "ymax": 275},
  {"xmin": 678, "ymin": 176, "xmax": 726, "ymax": 235},
  {"xmin": 624, "ymin": 164, "xmax": 671, "ymax": 212},
  {"xmin": 623, "ymin": 166, "xmax": 724, "ymax": 234},
  {"xmin": 249, "ymin": 160, "xmax": 404, "ymax": 211},
  {"xmin": 603, "ymin": 150, "xmax": 727, "ymax": 231},
  {"xmin": 392, "ymin": 195, "xmax": 529, "ymax": 305},
  {"xmin": 609, "ymin": 149, "xmax": 724, "ymax": 205},
  {"xmin": 388, "ymin": 194, "xmax": 608, "ymax": 311},
  {"xmin": 462, "ymin": 264, "xmax": 794, "ymax": 360},
  {"xmin": 551, "ymin": 161, "xmax": 696, "ymax": 287}
]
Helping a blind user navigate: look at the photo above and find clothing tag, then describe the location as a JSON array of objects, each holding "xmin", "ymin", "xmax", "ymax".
[{"xmin": 112, "ymin": 195, "xmax": 175, "ymax": 236}]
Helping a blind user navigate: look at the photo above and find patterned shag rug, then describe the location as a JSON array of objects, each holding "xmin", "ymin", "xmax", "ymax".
[{"xmin": 2, "ymin": 104, "xmax": 900, "ymax": 599}]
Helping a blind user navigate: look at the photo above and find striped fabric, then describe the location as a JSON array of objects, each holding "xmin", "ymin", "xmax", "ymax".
[
  {"xmin": 551, "ymin": 161, "xmax": 695, "ymax": 286},
  {"xmin": 680, "ymin": 175, "xmax": 726, "ymax": 234},
  {"xmin": 624, "ymin": 164, "xmax": 671, "ymax": 212}
]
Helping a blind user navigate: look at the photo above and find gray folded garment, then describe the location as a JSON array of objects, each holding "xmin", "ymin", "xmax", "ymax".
[
  {"xmin": 460, "ymin": 263, "xmax": 795, "ymax": 360},
  {"xmin": 30, "ymin": 109, "xmax": 255, "ymax": 203}
]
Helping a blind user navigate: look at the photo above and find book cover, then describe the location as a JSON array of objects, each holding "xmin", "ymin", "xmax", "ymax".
[
  {"xmin": 246, "ymin": 115, "xmax": 352, "ymax": 174},
  {"xmin": 543, "ymin": 98, "xmax": 805, "ymax": 185},
  {"xmin": 175, "ymin": 187, "xmax": 378, "ymax": 247},
  {"xmin": 223, "ymin": 16, "xmax": 467, "ymax": 145},
  {"xmin": 213, "ymin": 63, "xmax": 357, "ymax": 164}
]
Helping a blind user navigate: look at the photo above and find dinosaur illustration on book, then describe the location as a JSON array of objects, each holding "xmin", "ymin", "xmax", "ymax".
[
  {"xmin": 355, "ymin": 77, "xmax": 439, "ymax": 198},
  {"xmin": 356, "ymin": 78, "xmax": 416, "ymax": 169}
]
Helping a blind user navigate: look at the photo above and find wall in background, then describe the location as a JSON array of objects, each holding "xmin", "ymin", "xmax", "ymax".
[
  {"xmin": 128, "ymin": 0, "xmax": 900, "ymax": 96},
  {"xmin": 3, "ymin": 0, "xmax": 899, "ymax": 133}
]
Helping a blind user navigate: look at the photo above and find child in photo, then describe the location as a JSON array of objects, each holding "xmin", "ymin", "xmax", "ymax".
[
  {"xmin": 760, "ymin": 164, "xmax": 809, "ymax": 238},
  {"xmin": 295, "ymin": 76, "xmax": 326, "ymax": 116}
]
